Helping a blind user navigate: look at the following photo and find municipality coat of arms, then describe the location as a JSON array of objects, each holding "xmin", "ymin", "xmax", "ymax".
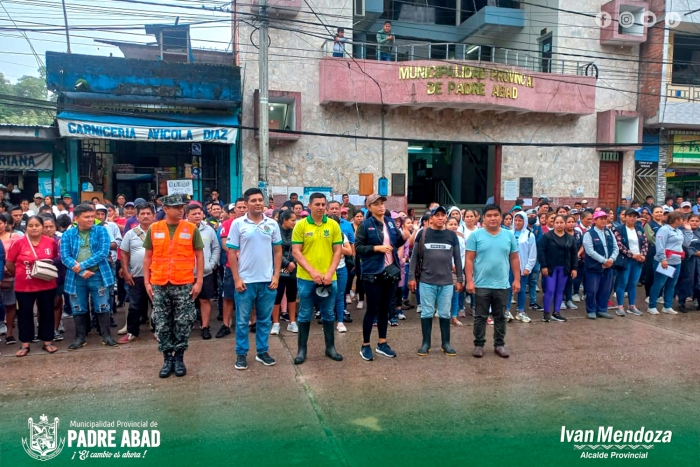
[{"xmin": 22, "ymin": 414, "xmax": 65, "ymax": 461}]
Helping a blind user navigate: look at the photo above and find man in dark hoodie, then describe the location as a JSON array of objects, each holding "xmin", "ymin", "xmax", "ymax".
[{"xmin": 408, "ymin": 206, "xmax": 463, "ymax": 357}]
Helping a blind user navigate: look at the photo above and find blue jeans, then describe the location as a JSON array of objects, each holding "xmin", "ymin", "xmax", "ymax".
[
  {"xmin": 69, "ymin": 275, "xmax": 112, "ymax": 316},
  {"xmin": 528, "ymin": 263, "xmax": 540, "ymax": 305},
  {"xmin": 419, "ymin": 282, "xmax": 452, "ymax": 319},
  {"xmin": 379, "ymin": 52, "xmax": 392, "ymax": 61},
  {"xmin": 298, "ymin": 278, "xmax": 337, "ymax": 323},
  {"xmin": 649, "ymin": 261, "xmax": 682, "ymax": 308},
  {"xmin": 234, "ymin": 282, "xmax": 276, "ymax": 356},
  {"xmin": 334, "ymin": 267, "xmax": 348, "ymax": 322},
  {"xmin": 584, "ymin": 269, "xmax": 614, "ymax": 314},
  {"xmin": 451, "ymin": 289, "xmax": 460, "ymax": 318},
  {"xmin": 572, "ymin": 262, "xmax": 585, "ymax": 296},
  {"xmin": 508, "ymin": 271, "xmax": 528, "ymax": 311},
  {"xmin": 615, "ymin": 260, "xmax": 644, "ymax": 307}
]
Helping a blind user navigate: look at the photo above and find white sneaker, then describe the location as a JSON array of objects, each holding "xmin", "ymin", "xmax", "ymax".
[
  {"xmin": 349, "ymin": 290, "xmax": 356, "ymax": 300},
  {"xmin": 662, "ymin": 307, "xmax": 678, "ymax": 315},
  {"xmin": 559, "ymin": 302, "xmax": 566, "ymax": 311},
  {"xmin": 287, "ymin": 322, "xmax": 298, "ymax": 333},
  {"xmin": 658, "ymin": 297, "xmax": 664, "ymax": 303},
  {"xmin": 645, "ymin": 297, "xmax": 650, "ymax": 304},
  {"xmin": 357, "ymin": 301, "xmax": 364, "ymax": 310},
  {"xmin": 270, "ymin": 323, "xmax": 280, "ymax": 335},
  {"xmin": 337, "ymin": 322, "xmax": 347, "ymax": 333},
  {"xmin": 61, "ymin": 312, "xmax": 73, "ymax": 319},
  {"xmin": 572, "ymin": 294, "xmax": 581, "ymax": 302},
  {"xmin": 0, "ymin": 322, "xmax": 6, "ymax": 335},
  {"xmin": 566, "ymin": 300, "xmax": 578, "ymax": 310},
  {"xmin": 57, "ymin": 320, "xmax": 65, "ymax": 333},
  {"xmin": 466, "ymin": 296, "xmax": 471, "ymax": 305},
  {"xmin": 118, "ymin": 324, "xmax": 128, "ymax": 335},
  {"xmin": 648, "ymin": 307, "xmax": 660, "ymax": 315},
  {"xmin": 515, "ymin": 311, "xmax": 531, "ymax": 323},
  {"xmin": 511, "ymin": 298, "xmax": 516, "ymax": 304},
  {"xmin": 416, "ymin": 305, "xmax": 422, "ymax": 314},
  {"xmin": 346, "ymin": 295, "xmax": 352, "ymax": 304},
  {"xmin": 505, "ymin": 310, "xmax": 514, "ymax": 322}
]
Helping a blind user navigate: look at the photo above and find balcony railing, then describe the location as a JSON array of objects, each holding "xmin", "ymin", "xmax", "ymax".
[
  {"xmin": 322, "ymin": 40, "xmax": 593, "ymax": 76},
  {"xmin": 666, "ymin": 83, "xmax": 700, "ymax": 102}
]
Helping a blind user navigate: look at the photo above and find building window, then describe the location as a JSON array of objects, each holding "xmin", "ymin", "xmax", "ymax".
[
  {"xmin": 672, "ymin": 34, "xmax": 700, "ymax": 86},
  {"xmin": 254, "ymin": 90, "xmax": 302, "ymax": 141}
]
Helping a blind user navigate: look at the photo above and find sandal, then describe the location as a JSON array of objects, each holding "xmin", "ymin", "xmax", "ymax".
[
  {"xmin": 16, "ymin": 346, "xmax": 30, "ymax": 357},
  {"xmin": 42, "ymin": 343, "xmax": 58, "ymax": 354}
]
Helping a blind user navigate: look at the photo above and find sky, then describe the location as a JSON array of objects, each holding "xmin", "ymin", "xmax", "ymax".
[{"xmin": 0, "ymin": 0, "xmax": 233, "ymax": 82}]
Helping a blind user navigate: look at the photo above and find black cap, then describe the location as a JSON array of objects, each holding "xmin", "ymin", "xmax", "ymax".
[
  {"xmin": 625, "ymin": 208, "xmax": 640, "ymax": 217},
  {"xmin": 430, "ymin": 206, "xmax": 447, "ymax": 216}
]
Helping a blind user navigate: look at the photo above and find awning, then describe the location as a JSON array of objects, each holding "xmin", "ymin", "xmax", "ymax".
[{"xmin": 57, "ymin": 111, "xmax": 238, "ymax": 144}]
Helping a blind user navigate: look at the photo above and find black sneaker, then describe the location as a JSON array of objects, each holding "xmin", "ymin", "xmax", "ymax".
[
  {"xmin": 234, "ymin": 354, "xmax": 248, "ymax": 370},
  {"xmin": 32, "ymin": 335, "xmax": 40, "ymax": 343},
  {"xmin": 255, "ymin": 352, "xmax": 276, "ymax": 366},
  {"xmin": 5, "ymin": 335, "xmax": 16, "ymax": 345},
  {"xmin": 551, "ymin": 313, "xmax": 567, "ymax": 322},
  {"xmin": 216, "ymin": 312, "xmax": 223, "ymax": 321},
  {"xmin": 541, "ymin": 314, "xmax": 550, "ymax": 322},
  {"xmin": 280, "ymin": 312, "xmax": 290, "ymax": 322},
  {"xmin": 530, "ymin": 303, "xmax": 544, "ymax": 311},
  {"xmin": 215, "ymin": 325, "xmax": 231, "ymax": 338},
  {"xmin": 343, "ymin": 312, "xmax": 353, "ymax": 323},
  {"xmin": 249, "ymin": 323, "xmax": 257, "ymax": 334},
  {"xmin": 201, "ymin": 327, "xmax": 212, "ymax": 340}
]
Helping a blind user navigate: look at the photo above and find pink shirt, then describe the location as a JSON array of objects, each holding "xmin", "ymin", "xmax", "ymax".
[{"xmin": 383, "ymin": 223, "xmax": 394, "ymax": 266}]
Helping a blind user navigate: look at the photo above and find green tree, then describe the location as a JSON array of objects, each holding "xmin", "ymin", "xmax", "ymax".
[{"xmin": 0, "ymin": 69, "xmax": 55, "ymax": 125}]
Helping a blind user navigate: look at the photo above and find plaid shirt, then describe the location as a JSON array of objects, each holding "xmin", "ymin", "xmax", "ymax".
[{"xmin": 60, "ymin": 225, "xmax": 114, "ymax": 294}]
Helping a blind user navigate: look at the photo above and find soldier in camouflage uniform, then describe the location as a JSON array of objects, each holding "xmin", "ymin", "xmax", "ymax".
[{"xmin": 143, "ymin": 194, "xmax": 204, "ymax": 378}]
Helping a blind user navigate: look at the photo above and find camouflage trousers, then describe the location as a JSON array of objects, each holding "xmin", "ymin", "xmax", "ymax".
[{"xmin": 152, "ymin": 284, "xmax": 196, "ymax": 353}]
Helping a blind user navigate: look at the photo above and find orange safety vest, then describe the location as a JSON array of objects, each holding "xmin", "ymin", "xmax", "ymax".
[{"xmin": 149, "ymin": 220, "xmax": 196, "ymax": 286}]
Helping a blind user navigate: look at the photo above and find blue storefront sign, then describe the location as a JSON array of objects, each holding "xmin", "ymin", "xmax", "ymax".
[{"xmin": 635, "ymin": 134, "xmax": 660, "ymax": 162}]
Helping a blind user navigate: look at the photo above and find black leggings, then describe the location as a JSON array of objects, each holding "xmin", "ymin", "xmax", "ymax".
[
  {"xmin": 347, "ymin": 263, "xmax": 365, "ymax": 300},
  {"xmin": 362, "ymin": 276, "xmax": 393, "ymax": 343},
  {"xmin": 274, "ymin": 275, "xmax": 298, "ymax": 305},
  {"xmin": 16, "ymin": 289, "xmax": 55, "ymax": 344}
]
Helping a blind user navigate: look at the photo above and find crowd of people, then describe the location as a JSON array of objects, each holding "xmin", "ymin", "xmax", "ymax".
[{"xmin": 1, "ymin": 184, "xmax": 699, "ymax": 374}]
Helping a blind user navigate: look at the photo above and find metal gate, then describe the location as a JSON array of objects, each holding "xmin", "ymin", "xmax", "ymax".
[{"xmin": 633, "ymin": 162, "xmax": 658, "ymax": 201}]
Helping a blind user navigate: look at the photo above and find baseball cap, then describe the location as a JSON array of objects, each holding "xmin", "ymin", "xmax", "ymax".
[
  {"xmin": 33, "ymin": 192, "xmax": 43, "ymax": 199},
  {"xmin": 390, "ymin": 211, "xmax": 400, "ymax": 219},
  {"xmin": 341, "ymin": 207, "xmax": 348, "ymax": 214},
  {"xmin": 581, "ymin": 199, "xmax": 588, "ymax": 204},
  {"xmin": 134, "ymin": 198, "xmax": 147, "ymax": 205},
  {"xmin": 62, "ymin": 193, "xmax": 72, "ymax": 199},
  {"xmin": 162, "ymin": 194, "xmax": 186, "ymax": 206},
  {"xmin": 124, "ymin": 202, "xmax": 135, "ymax": 207},
  {"xmin": 625, "ymin": 208, "xmax": 640, "ymax": 217},
  {"xmin": 430, "ymin": 206, "xmax": 447, "ymax": 216},
  {"xmin": 365, "ymin": 194, "xmax": 387, "ymax": 206},
  {"xmin": 662, "ymin": 206, "xmax": 674, "ymax": 213},
  {"xmin": 511, "ymin": 205, "xmax": 523, "ymax": 212},
  {"xmin": 526, "ymin": 208, "xmax": 538, "ymax": 215},
  {"xmin": 593, "ymin": 211, "xmax": 607, "ymax": 220},
  {"xmin": 570, "ymin": 209, "xmax": 579, "ymax": 215},
  {"xmin": 95, "ymin": 204, "xmax": 107, "ymax": 212},
  {"xmin": 681, "ymin": 201, "xmax": 692, "ymax": 208},
  {"xmin": 316, "ymin": 285, "xmax": 331, "ymax": 297}
]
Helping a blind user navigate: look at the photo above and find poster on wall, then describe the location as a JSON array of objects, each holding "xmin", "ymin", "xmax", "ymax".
[
  {"xmin": 303, "ymin": 186, "xmax": 332, "ymax": 205},
  {"xmin": 672, "ymin": 135, "xmax": 700, "ymax": 165},
  {"xmin": 167, "ymin": 179, "xmax": 194, "ymax": 196}
]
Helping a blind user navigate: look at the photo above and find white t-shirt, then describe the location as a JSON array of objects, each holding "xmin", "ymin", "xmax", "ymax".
[
  {"xmin": 226, "ymin": 214, "xmax": 282, "ymax": 283},
  {"xmin": 120, "ymin": 226, "xmax": 146, "ymax": 277},
  {"xmin": 626, "ymin": 226, "xmax": 640, "ymax": 255},
  {"xmin": 338, "ymin": 234, "xmax": 349, "ymax": 269}
]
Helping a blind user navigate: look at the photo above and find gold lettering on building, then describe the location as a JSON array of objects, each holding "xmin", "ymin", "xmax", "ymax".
[{"xmin": 398, "ymin": 64, "xmax": 533, "ymax": 100}]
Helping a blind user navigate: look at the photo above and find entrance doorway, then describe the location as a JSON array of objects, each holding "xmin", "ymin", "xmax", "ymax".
[
  {"xmin": 598, "ymin": 160, "xmax": 622, "ymax": 208},
  {"xmin": 407, "ymin": 142, "xmax": 494, "ymax": 206}
]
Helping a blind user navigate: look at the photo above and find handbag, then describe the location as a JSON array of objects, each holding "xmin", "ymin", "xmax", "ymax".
[
  {"xmin": 383, "ymin": 262, "xmax": 402, "ymax": 281},
  {"xmin": 27, "ymin": 238, "xmax": 58, "ymax": 281}
]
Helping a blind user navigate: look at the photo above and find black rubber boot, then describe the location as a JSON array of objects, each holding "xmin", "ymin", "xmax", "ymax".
[
  {"xmin": 159, "ymin": 352, "xmax": 174, "ymax": 378},
  {"xmin": 322, "ymin": 320, "xmax": 343, "ymax": 361},
  {"xmin": 417, "ymin": 318, "xmax": 433, "ymax": 356},
  {"xmin": 439, "ymin": 318, "xmax": 456, "ymax": 356},
  {"xmin": 173, "ymin": 349, "xmax": 186, "ymax": 377},
  {"xmin": 68, "ymin": 314, "xmax": 88, "ymax": 351},
  {"xmin": 294, "ymin": 321, "xmax": 311, "ymax": 365},
  {"xmin": 97, "ymin": 313, "xmax": 118, "ymax": 347}
]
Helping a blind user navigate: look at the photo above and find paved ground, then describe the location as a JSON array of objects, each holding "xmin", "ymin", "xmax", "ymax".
[{"xmin": 2, "ymin": 291, "xmax": 700, "ymax": 467}]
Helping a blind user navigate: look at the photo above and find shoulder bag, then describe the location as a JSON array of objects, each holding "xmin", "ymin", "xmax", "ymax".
[{"xmin": 27, "ymin": 238, "xmax": 58, "ymax": 281}]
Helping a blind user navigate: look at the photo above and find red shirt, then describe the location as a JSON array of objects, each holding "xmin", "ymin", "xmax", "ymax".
[
  {"xmin": 220, "ymin": 218, "xmax": 235, "ymax": 268},
  {"xmin": 7, "ymin": 236, "xmax": 59, "ymax": 292}
]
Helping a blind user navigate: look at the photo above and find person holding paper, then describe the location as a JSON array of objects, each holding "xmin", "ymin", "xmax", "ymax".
[
  {"xmin": 676, "ymin": 213, "xmax": 700, "ymax": 312},
  {"xmin": 582, "ymin": 210, "xmax": 619, "ymax": 319},
  {"xmin": 648, "ymin": 211, "xmax": 685, "ymax": 315}
]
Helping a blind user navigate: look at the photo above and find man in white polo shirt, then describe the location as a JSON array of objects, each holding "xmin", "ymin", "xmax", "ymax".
[{"xmin": 227, "ymin": 188, "xmax": 282, "ymax": 370}]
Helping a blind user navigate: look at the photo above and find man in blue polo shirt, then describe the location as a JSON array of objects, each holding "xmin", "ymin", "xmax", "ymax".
[{"xmin": 227, "ymin": 188, "xmax": 283, "ymax": 371}]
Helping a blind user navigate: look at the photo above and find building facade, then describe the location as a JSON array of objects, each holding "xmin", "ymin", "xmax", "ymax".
[
  {"xmin": 236, "ymin": 0, "xmax": 645, "ymax": 209},
  {"xmin": 45, "ymin": 24, "xmax": 242, "ymax": 204}
]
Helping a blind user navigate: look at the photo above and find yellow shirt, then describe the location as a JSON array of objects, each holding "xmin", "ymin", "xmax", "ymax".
[{"xmin": 292, "ymin": 215, "xmax": 343, "ymax": 281}]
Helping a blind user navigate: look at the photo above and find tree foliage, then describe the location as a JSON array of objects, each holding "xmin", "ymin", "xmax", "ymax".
[{"xmin": 0, "ymin": 69, "xmax": 55, "ymax": 125}]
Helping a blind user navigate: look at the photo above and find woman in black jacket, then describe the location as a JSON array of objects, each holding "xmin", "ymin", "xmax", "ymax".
[
  {"xmin": 271, "ymin": 210, "xmax": 298, "ymax": 335},
  {"xmin": 537, "ymin": 215, "xmax": 578, "ymax": 322}
]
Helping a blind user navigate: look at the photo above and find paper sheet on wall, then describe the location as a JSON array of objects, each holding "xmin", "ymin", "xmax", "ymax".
[
  {"xmin": 523, "ymin": 198, "xmax": 533, "ymax": 207},
  {"xmin": 503, "ymin": 180, "xmax": 518, "ymax": 201},
  {"xmin": 350, "ymin": 195, "xmax": 365, "ymax": 207},
  {"xmin": 271, "ymin": 186, "xmax": 288, "ymax": 196}
]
